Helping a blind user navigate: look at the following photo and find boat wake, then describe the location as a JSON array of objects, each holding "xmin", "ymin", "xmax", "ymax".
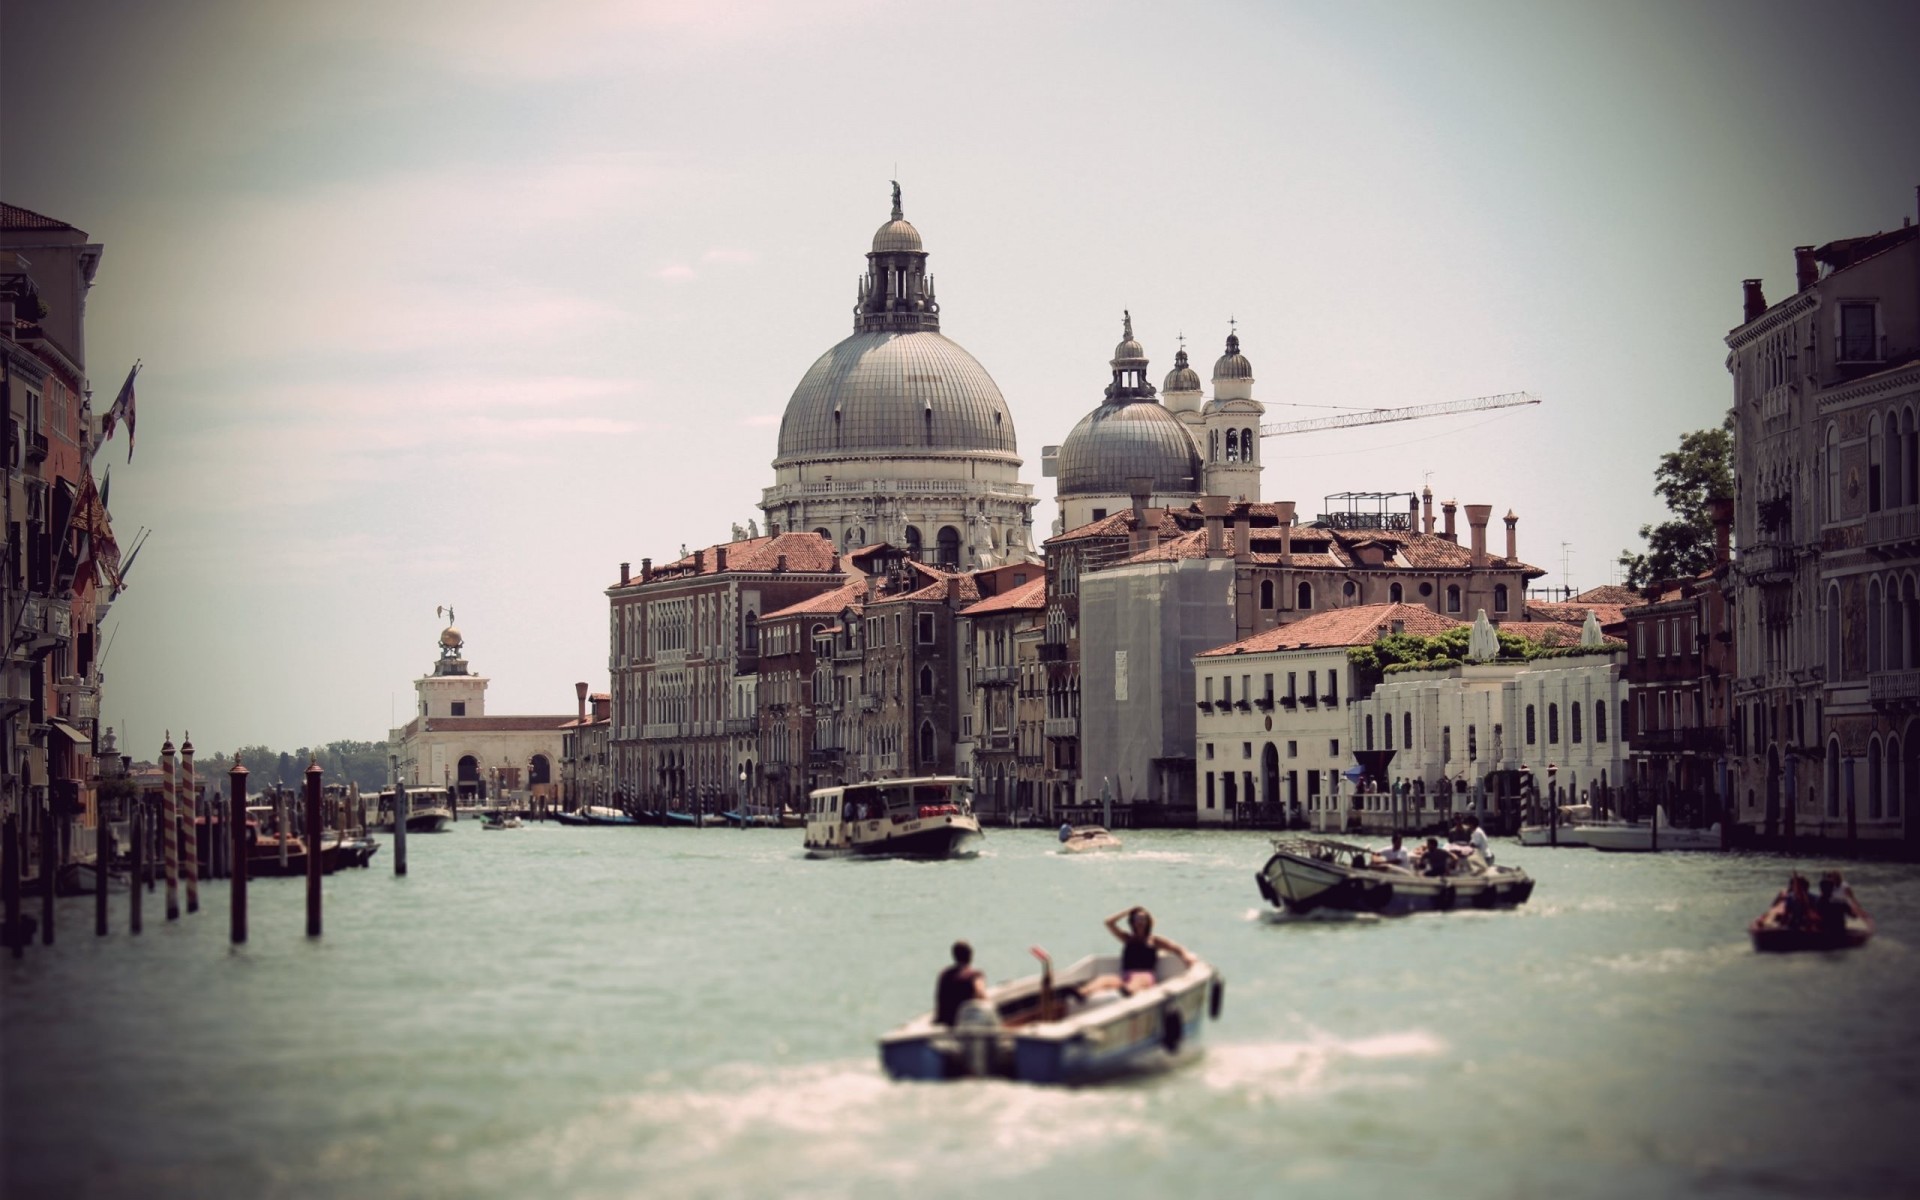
[{"xmin": 1199, "ymin": 1031, "xmax": 1448, "ymax": 1102}]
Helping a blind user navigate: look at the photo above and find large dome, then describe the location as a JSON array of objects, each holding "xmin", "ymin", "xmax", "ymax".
[
  {"xmin": 775, "ymin": 330, "xmax": 1019, "ymax": 464},
  {"xmin": 1056, "ymin": 402, "xmax": 1202, "ymax": 497}
]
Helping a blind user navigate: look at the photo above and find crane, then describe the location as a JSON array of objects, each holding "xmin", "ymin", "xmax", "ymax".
[{"xmin": 1259, "ymin": 391, "xmax": 1540, "ymax": 438}]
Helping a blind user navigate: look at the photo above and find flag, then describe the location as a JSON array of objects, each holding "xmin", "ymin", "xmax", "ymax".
[
  {"xmin": 99, "ymin": 361, "xmax": 139, "ymax": 462},
  {"xmin": 68, "ymin": 470, "xmax": 119, "ymax": 593}
]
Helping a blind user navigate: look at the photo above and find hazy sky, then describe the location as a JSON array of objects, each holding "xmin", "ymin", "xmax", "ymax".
[{"xmin": 3, "ymin": 0, "xmax": 1917, "ymax": 755}]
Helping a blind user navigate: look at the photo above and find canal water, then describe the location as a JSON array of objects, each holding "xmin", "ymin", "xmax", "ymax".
[{"xmin": 4, "ymin": 827, "xmax": 1917, "ymax": 1199}]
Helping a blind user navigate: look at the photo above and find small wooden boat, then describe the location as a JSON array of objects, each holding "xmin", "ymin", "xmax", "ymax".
[
  {"xmin": 778, "ymin": 807, "xmax": 806, "ymax": 829},
  {"xmin": 1057, "ymin": 824, "xmax": 1122, "ymax": 853},
  {"xmin": 1256, "ymin": 836, "xmax": 1534, "ymax": 917},
  {"xmin": 879, "ymin": 948, "xmax": 1222, "ymax": 1085},
  {"xmin": 1750, "ymin": 883, "xmax": 1873, "ymax": 953}
]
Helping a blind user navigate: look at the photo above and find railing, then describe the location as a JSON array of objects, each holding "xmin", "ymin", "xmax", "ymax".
[
  {"xmin": 1044, "ymin": 717, "xmax": 1078, "ymax": 738},
  {"xmin": 859, "ymin": 694, "xmax": 881, "ymax": 713},
  {"xmin": 1739, "ymin": 541, "xmax": 1794, "ymax": 583},
  {"xmin": 1037, "ymin": 643, "xmax": 1070, "ymax": 662},
  {"xmin": 1866, "ymin": 505, "xmax": 1920, "ymax": 548},
  {"xmin": 976, "ymin": 663, "xmax": 1018, "ymax": 686},
  {"xmin": 984, "ymin": 733, "xmax": 1014, "ymax": 752},
  {"xmin": 1869, "ymin": 668, "xmax": 1920, "ymax": 706},
  {"xmin": 722, "ymin": 717, "xmax": 756, "ymax": 735},
  {"xmin": 1631, "ymin": 727, "xmax": 1724, "ymax": 754},
  {"xmin": 26, "ymin": 432, "xmax": 47, "ymax": 463},
  {"xmin": 764, "ymin": 478, "xmax": 1035, "ymax": 499}
]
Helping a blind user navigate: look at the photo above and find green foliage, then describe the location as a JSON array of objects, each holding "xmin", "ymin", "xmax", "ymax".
[
  {"xmin": 1617, "ymin": 415, "xmax": 1733, "ymax": 590},
  {"xmin": 1350, "ymin": 628, "xmax": 1625, "ymax": 685},
  {"xmin": 194, "ymin": 740, "xmax": 393, "ymax": 792}
]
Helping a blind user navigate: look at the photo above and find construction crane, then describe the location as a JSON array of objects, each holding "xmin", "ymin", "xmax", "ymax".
[{"xmin": 1259, "ymin": 391, "xmax": 1540, "ymax": 438}]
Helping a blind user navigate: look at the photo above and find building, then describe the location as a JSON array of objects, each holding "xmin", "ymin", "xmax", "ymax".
[
  {"xmin": 1193, "ymin": 603, "xmax": 1460, "ymax": 825},
  {"xmin": 560, "ymin": 683, "xmax": 611, "ymax": 812},
  {"xmin": 2, "ymin": 202, "xmax": 109, "ymax": 876},
  {"xmin": 388, "ymin": 619, "xmax": 573, "ymax": 806},
  {"xmin": 1725, "ymin": 205, "xmax": 1920, "ymax": 841},
  {"xmin": 957, "ymin": 573, "xmax": 1045, "ymax": 821},
  {"xmin": 755, "ymin": 574, "xmax": 866, "ymax": 812},
  {"xmin": 606, "ymin": 531, "xmax": 845, "ymax": 813},
  {"xmin": 759, "ymin": 185, "xmax": 1037, "ymax": 569}
]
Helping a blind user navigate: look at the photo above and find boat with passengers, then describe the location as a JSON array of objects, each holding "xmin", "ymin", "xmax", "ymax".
[
  {"xmin": 1256, "ymin": 835, "xmax": 1534, "ymax": 916},
  {"xmin": 803, "ymin": 776, "xmax": 983, "ymax": 859}
]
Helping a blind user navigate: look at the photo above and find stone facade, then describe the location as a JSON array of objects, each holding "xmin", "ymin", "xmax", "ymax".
[{"xmin": 389, "ymin": 623, "xmax": 572, "ymax": 806}]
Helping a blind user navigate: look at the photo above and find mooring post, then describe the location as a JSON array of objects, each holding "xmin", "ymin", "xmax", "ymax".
[
  {"xmin": 161, "ymin": 733, "xmax": 179, "ymax": 921},
  {"xmin": 129, "ymin": 804, "xmax": 143, "ymax": 934},
  {"xmin": 40, "ymin": 791, "xmax": 55, "ymax": 946},
  {"xmin": 181, "ymin": 735, "xmax": 200, "ymax": 913},
  {"xmin": 304, "ymin": 759, "xmax": 323, "ymax": 937},
  {"xmin": 230, "ymin": 757, "xmax": 249, "ymax": 945},
  {"xmin": 4, "ymin": 817, "xmax": 20, "ymax": 958},
  {"xmin": 392, "ymin": 754, "xmax": 408, "ymax": 878},
  {"xmin": 96, "ymin": 821, "xmax": 111, "ymax": 937},
  {"xmin": 276, "ymin": 786, "xmax": 288, "ymax": 871}
]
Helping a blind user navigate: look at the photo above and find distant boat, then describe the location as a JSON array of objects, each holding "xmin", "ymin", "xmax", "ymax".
[
  {"xmin": 1057, "ymin": 824, "xmax": 1122, "ymax": 853},
  {"xmin": 803, "ymin": 777, "xmax": 983, "ymax": 859},
  {"xmin": 375, "ymin": 787, "xmax": 454, "ymax": 833},
  {"xmin": 481, "ymin": 814, "xmax": 524, "ymax": 830},
  {"xmin": 1522, "ymin": 806, "xmax": 1720, "ymax": 852},
  {"xmin": 1256, "ymin": 836, "xmax": 1534, "ymax": 917}
]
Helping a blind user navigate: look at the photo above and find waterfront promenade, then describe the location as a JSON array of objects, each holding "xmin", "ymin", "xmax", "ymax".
[{"xmin": 5, "ymin": 827, "xmax": 1918, "ymax": 1199}]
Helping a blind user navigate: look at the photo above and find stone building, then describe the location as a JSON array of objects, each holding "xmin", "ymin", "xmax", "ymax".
[
  {"xmin": 956, "ymin": 573, "xmax": 1045, "ymax": 821},
  {"xmin": 560, "ymin": 683, "xmax": 612, "ymax": 811},
  {"xmin": 388, "ymin": 620, "xmax": 573, "ymax": 805},
  {"xmin": 754, "ymin": 573, "xmax": 865, "ymax": 811},
  {"xmin": 759, "ymin": 185, "xmax": 1037, "ymax": 569},
  {"xmin": 1725, "ymin": 208, "xmax": 1920, "ymax": 841}
]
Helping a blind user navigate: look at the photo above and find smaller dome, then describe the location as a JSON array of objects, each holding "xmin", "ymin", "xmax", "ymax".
[
  {"xmin": 1213, "ymin": 331, "xmax": 1253, "ymax": 381},
  {"xmin": 1056, "ymin": 402, "xmax": 1203, "ymax": 498},
  {"xmin": 1112, "ymin": 309, "xmax": 1147, "ymax": 365},
  {"xmin": 872, "ymin": 219, "xmax": 923, "ymax": 254},
  {"xmin": 1163, "ymin": 347, "xmax": 1202, "ymax": 392}
]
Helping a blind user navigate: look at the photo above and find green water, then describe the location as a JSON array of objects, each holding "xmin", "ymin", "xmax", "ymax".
[{"xmin": 4, "ymin": 827, "xmax": 1917, "ymax": 1199}]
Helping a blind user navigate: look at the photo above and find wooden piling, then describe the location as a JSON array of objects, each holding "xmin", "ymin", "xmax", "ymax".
[
  {"xmin": 4, "ymin": 817, "xmax": 20, "ymax": 958},
  {"xmin": 276, "ymin": 786, "xmax": 289, "ymax": 871},
  {"xmin": 304, "ymin": 759, "xmax": 322, "ymax": 937},
  {"xmin": 41, "ymin": 793, "xmax": 55, "ymax": 945},
  {"xmin": 230, "ymin": 758, "xmax": 249, "ymax": 945},
  {"xmin": 393, "ymin": 779, "xmax": 408, "ymax": 877},
  {"xmin": 129, "ymin": 805, "xmax": 143, "ymax": 934},
  {"xmin": 181, "ymin": 735, "xmax": 200, "ymax": 913},
  {"xmin": 162, "ymin": 733, "xmax": 180, "ymax": 920},
  {"xmin": 96, "ymin": 823, "xmax": 111, "ymax": 936}
]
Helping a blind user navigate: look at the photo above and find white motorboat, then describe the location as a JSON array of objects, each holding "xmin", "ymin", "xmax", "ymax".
[
  {"xmin": 879, "ymin": 948, "xmax": 1221, "ymax": 1084},
  {"xmin": 803, "ymin": 777, "xmax": 983, "ymax": 859},
  {"xmin": 1581, "ymin": 807, "xmax": 1722, "ymax": 852},
  {"xmin": 1517, "ymin": 803, "xmax": 1595, "ymax": 847},
  {"xmin": 1057, "ymin": 824, "xmax": 1122, "ymax": 853},
  {"xmin": 375, "ymin": 786, "xmax": 454, "ymax": 833},
  {"xmin": 1255, "ymin": 836, "xmax": 1535, "ymax": 916}
]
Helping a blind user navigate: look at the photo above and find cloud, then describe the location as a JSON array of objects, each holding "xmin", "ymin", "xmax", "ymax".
[
  {"xmin": 653, "ymin": 264, "xmax": 698, "ymax": 282},
  {"xmin": 702, "ymin": 247, "xmax": 756, "ymax": 265}
]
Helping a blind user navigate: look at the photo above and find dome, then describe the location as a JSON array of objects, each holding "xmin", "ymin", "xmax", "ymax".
[
  {"xmin": 872, "ymin": 218, "xmax": 923, "ymax": 254},
  {"xmin": 775, "ymin": 330, "xmax": 1018, "ymax": 464},
  {"xmin": 1056, "ymin": 402, "xmax": 1203, "ymax": 498},
  {"xmin": 1163, "ymin": 347, "xmax": 1202, "ymax": 393},
  {"xmin": 1213, "ymin": 331, "xmax": 1253, "ymax": 381}
]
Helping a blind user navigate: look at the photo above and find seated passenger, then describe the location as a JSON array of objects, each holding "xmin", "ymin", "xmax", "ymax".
[
  {"xmin": 934, "ymin": 940, "xmax": 988, "ymax": 1026},
  {"xmin": 1422, "ymin": 837, "xmax": 1451, "ymax": 878},
  {"xmin": 1377, "ymin": 834, "xmax": 1411, "ymax": 869},
  {"xmin": 1077, "ymin": 906, "xmax": 1196, "ymax": 997}
]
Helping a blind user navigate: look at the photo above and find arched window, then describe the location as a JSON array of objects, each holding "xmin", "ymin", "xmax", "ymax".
[
  {"xmin": 1389, "ymin": 582, "xmax": 1403, "ymax": 603},
  {"xmin": 1365, "ymin": 715, "xmax": 1375, "ymax": 750},
  {"xmin": 1403, "ymin": 712, "xmax": 1413, "ymax": 750},
  {"xmin": 1595, "ymin": 700, "xmax": 1608, "ymax": 743},
  {"xmin": 1870, "ymin": 413, "xmax": 1885, "ymax": 513},
  {"xmin": 814, "ymin": 527, "xmax": 832, "ymax": 541},
  {"xmin": 1827, "ymin": 583, "xmax": 1844, "ymax": 680},
  {"xmin": 1384, "ymin": 711, "xmax": 1395, "ymax": 750},
  {"xmin": 937, "ymin": 526, "xmax": 962, "ymax": 569},
  {"xmin": 744, "ymin": 612, "xmax": 759, "ymax": 653},
  {"xmin": 1869, "ymin": 737, "xmax": 1884, "ymax": 819},
  {"xmin": 1242, "ymin": 429, "xmax": 1255, "ymax": 461},
  {"xmin": 919, "ymin": 720, "xmax": 936, "ymax": 764},
  {"xmin": 1260, "ymin": 580, "xmax": 1274, "ymax": 610},
  {"xmin": 1297, "ymin": 582, "xmax": 1313, "ymax": 610},
  {"xmin": 1889, "ymin": 408, "xmax": 1907, "ymax": 510},
  {"xmin": 1343, "ymin": 580, "xmax": 1358, "ymax": 601},
  {"xmin": 1889, "ymin": 735, "xmax": 1904, "ymax": 819},
  {"xmin": 1225, "ymin": 428, "xmax": 1239, "ymax": 462},
  {"xmin": 1446, "ymin": 585, "xmax": 1462, "ymax": 614},
  {"xmin": 904, "ymin": 526, "xmax": 923, "ymax": 559},
  {"xmin": 1494, "ymin": 583, "xmax": 1509, "ymax": 613},
  {"xmin": 1547, "ymin": 703, "xmax": 1560, "ymax": 744},
  {"xmin": 1869, "ymin": 577, "xmax": 1883, "ymax": 672},
  {"xmin": 1209, "ymin": 429, "xmax": 1219, "ymax": 462},
  {"xmin": 919, "ymin": 665, "xmax": 934, "ymax": 696},
  {"xmin": 1826, "ymin": 747, "xmax": 1840, "ymax": 818},
  {"xmin": 1904, "ymin": 405, "xmax": 1920, "ymax": 509},
  {"xmin": 1571, "ymin": 703, "xmax": 1583, "ymax": 744},
  {"xmin": 1525, "ymin": 705, "xmax": 1536, "ymax": 745}
]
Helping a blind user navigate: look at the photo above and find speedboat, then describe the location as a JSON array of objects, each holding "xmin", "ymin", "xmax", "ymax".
[
  {"xmin": 879, "ymin": 948, "xmax": 1221, "ymax": 1085},
  {"xmin": 1255, "ymin": 836, "xmax": 1534, "ymax": 916},
  {"xmin": 804, "ymin": 777, "xmax": 983, "ymax": 860},
  {"xmin": 1057, "ymin": 825, "xmax": 1122, "ymax": 853},
  {"xmin": 1750, "ymin": 882, "xmax": 1874, "ymax": 952},
  {"xmin": 1580, "ymin": 807, "xmax": 1721, "ymax": 852},
  {"xmin": 481, "ymin": 814, "xmax": 524, "ymax": 830},
  {"xmin": 1517, "ymin": 804, "xmax": 1594, "ymax": 847}
]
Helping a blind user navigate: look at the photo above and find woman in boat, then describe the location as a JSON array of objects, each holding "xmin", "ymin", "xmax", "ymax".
[{"xmin": 1079, "ymin": 906, "xmax": 1195, "ymax": 998}]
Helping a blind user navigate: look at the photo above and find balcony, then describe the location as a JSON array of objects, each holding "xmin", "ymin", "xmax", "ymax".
[
  {"xmin": 1739, "ymin": 541, "xmax": 1794, "ymax": 584},
  {"xmin": 1869, "ymin": 668, "xmax": 1920, "ymax": 707},
  {"xmin": 984, "ymin": 733, "xmax": 1014, "ymax": 753},
  {"xmin": 1254, "ymin": 696, "xmax": 1273, "ymax": 711},
  {"xmin": 1279, "ymin": 696, "xmax": 1297, "ymax": 709},
  {"xmin": 1866, "ymin": 505, "xmax": 1920, "ymax": 550},
  {"xmin": 1044, "ymin": 717, "xmax": 1078, "ymax": 738},
  {"xmin": 1631, "ymin": 727, "xmax": 1724, "ymax": 754},
  {"xmin": 26, "ymin": 432, "xmax": 47, "ymax": 464},
  {"xmin": 859, "ymin": 694, "xmax": 881, "ymax": 713},
  {"xmin": 59, "ymin": 687, "xmax": 98, "ymax": 722},
  {"xmin": 722, "ymin": 717, "xmax": 756, "ymax": 735},
  {"xmin": 976, "ymin": 663, "xmax": 1017, "ymax": 687},
  {"xmin": 1037, "ymin": 643, "xmax": 1070, "ymax": 663}
]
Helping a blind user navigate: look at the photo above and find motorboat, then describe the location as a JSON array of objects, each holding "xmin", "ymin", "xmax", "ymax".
[
  {"xmin": 803, "ymin": 777, "xmax": 983, "ymax": 859},
  {"xmin": 1581, "ymin": 807, "xmax": 1721, "ymax": 852},
  {"xmin": 1255, "ymin": 836, "xmax": 1534, "ymax": 916},
  {"xmin": 1057, "ymin": 824, "xmax": 1122, "ymax": 853},
  {"xmin": 374, "ymin": 787, "xmax": 454, "ymax": 834},
  {"xmin": 879, "ymin": 948, "xmax": 1222, "ymax": 1085},
  {"xmin": 481, "ymin": 814, "xmax": 524, "ymax": 830},
  {"xmin": 1750, "ymin": 879, "xmax": 1874, "ymax": 952},
  {"xmin": 1516, "ymin": 804, "xmax": 1595, "ymax": 847},
  {"xmin": 556, "ymin": 806, "xmax": 639, "ymax": 827},
  {"xmin": 778, "ymin": 807, "xmax": 806, "ymax": 829}
]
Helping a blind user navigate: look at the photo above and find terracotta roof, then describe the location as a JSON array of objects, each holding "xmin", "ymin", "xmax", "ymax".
[
  {"xmin": 1570, "ymin": 585, "xmax": 1642, "ymax": 606},
  {"xmin": 1526, "ymin": 601, "xmax": 1627, "ymax": 627},
  {"xmin": 1049, "ymin": 508, "xmax": 1189, "ymax": 544},
  {"xmin": 1493, "ymin": 621, "xmax": 1584, "ymax": 647},
  {"xmin": 1113, "ymin": 525, "xmax": 1544, "ymax": 576},
  {"xmin": 626, "ymin": 531, "xmax": 840, "ymax": 585},
  {"xmin": 762, "ymin": 577, "xmax": 866, "ymax": 619},
  {"xmin": 1199, "ymin": 604, "xmax": 1462, "ymax": 656},
  {"xmin": 960, "ymin": 576, "xmax": 1046, "ymax": 616},
  {"xmin": 419, "ymin": 715, "xmax": 573, "ymax": 733},
  {"xmin": 0, "ymin": 202, "xmax": 79, "ymax": 232},
  {"xmin": 875, "ymin": 570, "xmax": 980, "ymax": 607}
]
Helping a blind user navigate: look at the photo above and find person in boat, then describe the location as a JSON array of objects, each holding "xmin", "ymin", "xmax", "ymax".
[
  {"xmin": 1059, "ymin": 821, "xmax": 1074, "ymax": 843},
  {"xmin": 1376, "ymin": 833, "xmax": 1411, "ymax": 869},
  {"xmin": 1766, "ymin": 872, "xmax": 1815, "ymax": 930},
  {"xmin": 935, "ymin": 940, "xmax": 988, "ymax": 1025},
  {"xmin": 1078, "ymin": 906, "xmax": 1196, "ymax": 998},
  {"xmin": 1466, "ymin": 815, "xmax": 1494, "ymax": 865},
  {"xmin": 1816, "ymin": 872, "xmax": 1862, "ymax": 932},
  {"xmin": 1422, "ymin": 836, "xmax": 1451, "ymax": 878}
]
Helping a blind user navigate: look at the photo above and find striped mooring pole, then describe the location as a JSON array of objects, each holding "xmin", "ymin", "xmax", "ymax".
[
  {"xmin": 161, "ymin": 733, "xmax": 180, "ymax": 921},
  {"xmin": 181, "ymin": 733, "xmax": 200, "ymax": 914}
]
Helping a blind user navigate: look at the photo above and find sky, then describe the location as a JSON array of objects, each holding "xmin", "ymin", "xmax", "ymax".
[{"xmin": 3, "ymin": 0, "xmax": 1918, "ymax": 756}]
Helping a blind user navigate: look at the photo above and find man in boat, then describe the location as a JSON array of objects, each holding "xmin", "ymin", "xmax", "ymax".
[
  {"xmin": 935, "ymin": 941, "xmax": 988, "ymax": 1025},
  {"xmin": 1816, "ymin": 872, "xmax": 1863, "ymax": 933},
  {"xmin": 1376, "ymin": 833, "xmax": 1412, "ymax": 870},
  {"xmin": 1421, "ymin": 837, "xmax": 1451, "ymax": 877},
  {"xmin": 1465, "ymin": 815, "xmax": 1494, "ymax": 865}
]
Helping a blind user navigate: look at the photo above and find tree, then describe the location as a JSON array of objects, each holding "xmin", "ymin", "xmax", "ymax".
[{"xmin": 1617, "ymin": 415, "xmax": 1733, "ymax": 591}]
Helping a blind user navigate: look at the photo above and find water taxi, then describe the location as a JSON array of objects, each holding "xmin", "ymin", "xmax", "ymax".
[
  {"xmin": 879, "ymin": 948, "xmax": 1221, "ymax": 1084},
  {"xmin": 374, "ymin": 786, "xmax": 454, "ymax": 833},
  {"xmin": 1256, "ymin": 836, "xmax": 1534, "ymax": 916},
  {"xmin": 803, "ymin": 777, "xmax": 983, "ymax": 859}
]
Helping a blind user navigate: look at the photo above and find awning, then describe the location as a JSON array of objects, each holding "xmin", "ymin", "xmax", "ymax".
[{"xmin": 49, "ymin": 719, "xmax": 92, "ymax": 744}]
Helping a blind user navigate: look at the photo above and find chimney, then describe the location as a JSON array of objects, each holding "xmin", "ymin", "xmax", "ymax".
[
  {"xmin": 1422, "ymin": 486, "xmax": 1435, "ymax": 535},
  {"xmin": 1710, "ymin": 496, "xmax": 1734, "ymax": 565},
  {"xmin": 1409, "ymin": 494, "xmax": 1421, "ymax": 531},
  {"xmin": 1232, "ymin": 505, "xmax": 1250, "ymax": 564},
  {"xmin": 1465, "ymin": 504, "xmax": 1492, "ymax": 567},
  {"xmin": 1200, "ymin": 495, "xmax": 1230, "ymax": 558},
  {"xmin": 1128, "ymin": 476, "xmax": 1153, "ymax": 555},
  {"xmin": 641, "ymin": 557, "xmax": 653, "ymax": 583},
  {"xmin": 714, "ymin": 547, "xmax": 728, "ymax": 572},
  {"xmin": 575, "ymin": 681, "xmax": 588, "ymax": 724},
  {"xmin": 768, "ymin": 520, "xmax": 779, "ymax": 536},
  {"xmin": 592, "ymin": 695, "xmax": 610, "ymax": 720},
  {"xmin": 1275, "ymin": 500, "xmax": 1296, "ymax": 565},
  {"xmin": 776, "ymin": 553, "xmax": 789, "ymax": 572},
  {"xmin": 1504, "ymin": 510, "xmax": 1518, "ymax": 562},
  {"xmin": 1441, "ymin": 499, "xmax": 1458, "ymax": 543},
  {"xmin": 620, "ymin": 561, "xmax": 631, "ymax": 586},
  {"xmin": 694, "ymin": 548, "xmax": 706, "ymax": 572},
  {"xmin": 1742, "ymin": 278, "xmax": 1767, "ymax": 323},
  {"xmin": 1793, "ymin": 246, "xmax": 1818, "ymax": 292}
]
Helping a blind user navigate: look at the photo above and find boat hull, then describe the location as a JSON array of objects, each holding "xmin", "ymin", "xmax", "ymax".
[
  {"xmin": 1256, "ymin": 842, "xmax": 1533, "ymax": 916},
  {"xmin": 1750, "ymin": 918, "xmax": 1873, "ymax": 953},
  {"xmin": 1582, "ymin": 824, "xmax": 1721, "ymax": 852},
  {"xmin": 807, "ymin": 819, "xmax": 983, "ymax": 860},
  {"xmin": 1516, "ymin": 825, "xmax": 1589, "ymax": 848}
]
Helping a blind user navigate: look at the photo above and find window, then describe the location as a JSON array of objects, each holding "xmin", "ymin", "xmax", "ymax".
[
  {"xmin": 1384, "ymin": 713, "xmax": 1394, "ymax": 750},
  {"xmin": 1657, "ymin": 622, "xmax": 1667, "ymax": 657},
  {"xmin": 917, "ymin": 612, "xmax": 935, "ymax": 644},
  {"xmin": 451, "ymin": 701, "xmax": 466, "ymax": 716},
  {"xmin": 1870, "ymin": 413, "xmax": 1885, "ymax": 513},
  {"xmin": 919, "ymin": 665, "xmax": 935, "ymax": 696},
  {"xmin": 1287, "ymin": 741, "xmax": 1298, "ymax": 757},
  {"xmin": 1446, "ymin": 585, "xmax": 1461, "ymax": 614},
  {"xmin": 1827, "ymin": 424, "xmax": 1841, "ymax": 521},
  {"xmin": 1205, "ymin": 742, "xmax": 1214, "ymax": 759},
  {"xmin": 1467, "ymin": 725, "xmax": 1477, "ymax": 760},
  {"xmin": 1571, "ymin": 703, "xmax": 1583, "ymax": 744},
  {"xmin": 1403, "ymin": 712, "xmax": 1412, "ymax": 749},
  {"xmin": 1225, "ymin": 428, "xmax": 1239, "ymax": 462},
  {"xmin": 1442, "ymin": 726, "xmax": 1452, "ymax": 762},
  {"xmin": 918, "ymin": 720, "xmax": 936, "ymax": 762},
  {"xmin": 1839, "ymin": 301, "xmax": 1878, "ymax": 362},
  {"xmin": 1548, "ymin": 703, "xmax": 1560, "ymax": 743},
  {"xmin": 1595, "ymin": 700, "xmax": 1607, "ymax": 743},
  {"xmin": 1297, "ymin": 582, "xmax": 1313, "ymax": 610},
  {"xmin": 1525, "ymin": 705, "xmax": 1536, "ymax": 745},
  {"xmin": 1343, "ymin": 581, "xmax": 1357, "ymax": 600},
  {"xmin": 1326, "ymin": 673, "xmax": 1337, "ymax": 704},
  {"xmin": 1365, "ymin": 715, "xmax": 1375, "ymax": 750},
  {"xmin": 1328, "ymin": 739, "xmax": 1339, "ymax": 757},
  {"xmin": 1286, "ymin": 672, "xmax": 1296, "ymax": 699},
  {"xmin": 1263, "ymin": 673, "xmax": 1274, "ymax": 701},
  {"xmin": 1091, "ymin": 508, "xmax": 1106, "ymax": 521},
  {"xmin": 1260, "ymin": 580, "xmax": 1274, "ymax": 609},
  {"xmin": 1827, "ymin": 583, "xmax": 1843, "ymax": 679},
  {"xmin": 1206, "ymin": 774, "xmax": 1215, "ymax": 808},
  {"xmin": 1243, "ymin": 742, "xmax": 1253, "ymax": 759},
  {"xmin": 1494, "ymin": 583, "xmax": 1508, "ymax": 614},
  {"xmin": 1242, "ymin": 429, "xmax": 1254, "ymax": 460},
  {"xmin": 744, "ymin": 612, "xmax": 759, "ymax": 652},
  {"xmin": 1389, "ymin": 582, "xmax": 1403, "ymax": 603}
]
